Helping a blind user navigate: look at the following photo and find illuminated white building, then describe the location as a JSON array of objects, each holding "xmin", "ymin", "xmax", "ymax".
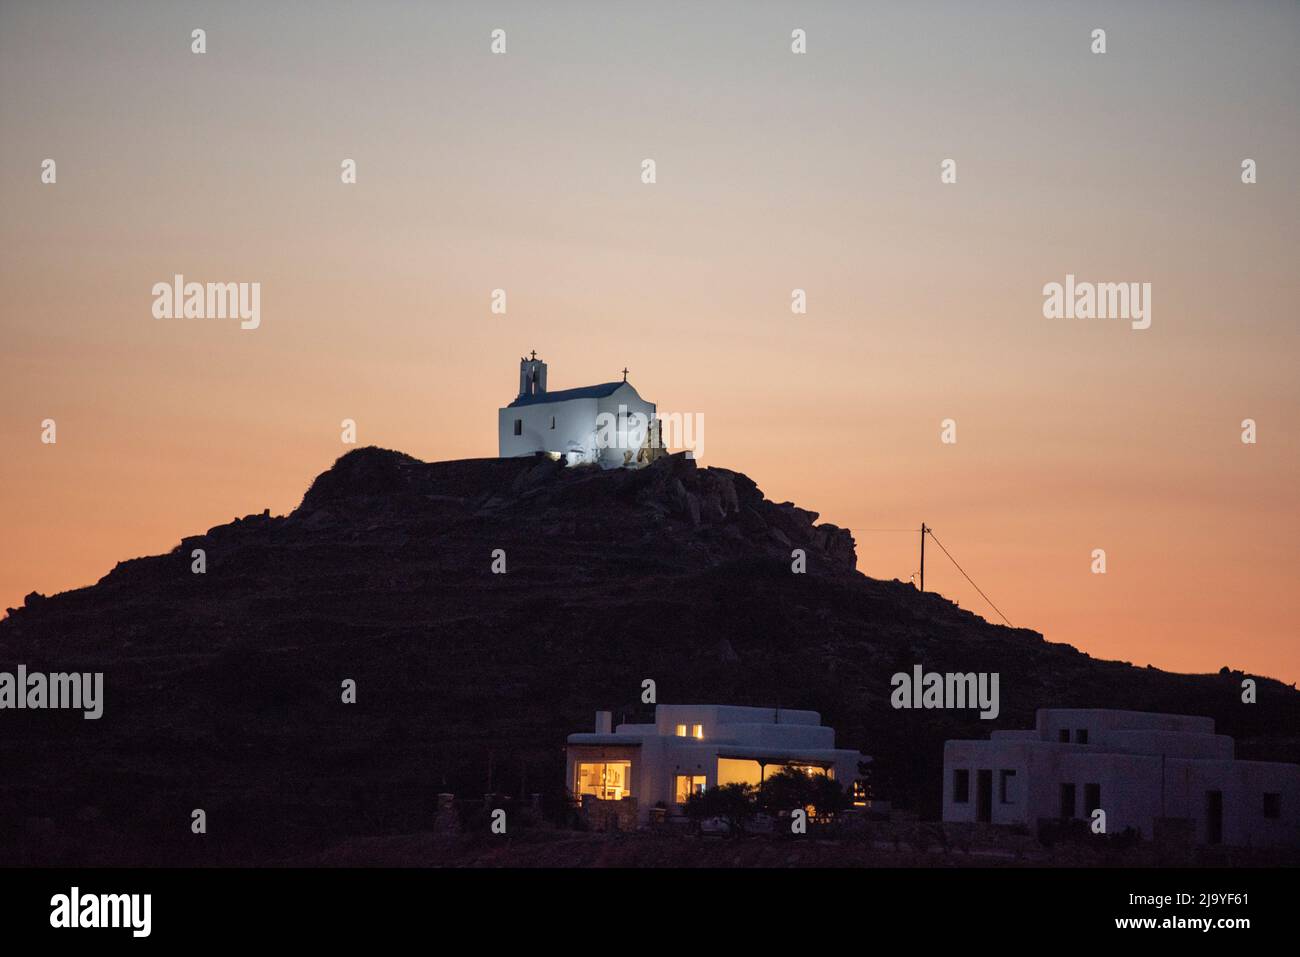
[
  {"xmin": 497, "ymin": 353, "xmax": 660, "ymax": 467},
  {"xmin": 942, "ymin": 709, "xmax": 1300, "ymax": 846},
  {"xmin": 565, "ymin": 704, "xmax": 869, "ymax": 821}
]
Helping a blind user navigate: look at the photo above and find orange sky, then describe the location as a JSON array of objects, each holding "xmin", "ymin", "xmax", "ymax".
[{"xmin": 2, "ymin": 1, "xmax": 1297, "ymax": 682}]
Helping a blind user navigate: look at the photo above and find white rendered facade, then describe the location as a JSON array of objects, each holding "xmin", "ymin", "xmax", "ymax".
[
  {"xmin": 565, "ymin": 704, "xmax": 869, "ymax": 822},
  {"xmin": 942, "ymin": 709, "xmax": 1299, "ymax": 847},
  {"xmin": 497, "ymin": 355, "xmax": 658, "ymax": 467}
]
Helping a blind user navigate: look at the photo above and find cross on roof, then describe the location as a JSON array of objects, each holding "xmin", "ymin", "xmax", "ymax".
[
  {"xmin": 530, "ymin": 350, "xmax": 537, "ymax": 361},
  {"xmin": 622, "ymin": 367, "xmax": 629, "ymax": 382}
]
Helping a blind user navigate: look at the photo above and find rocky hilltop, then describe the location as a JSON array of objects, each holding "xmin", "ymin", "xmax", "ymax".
[{"xmin": 1, "ymin": 448, "xmax": 1295, "ymax": 864}]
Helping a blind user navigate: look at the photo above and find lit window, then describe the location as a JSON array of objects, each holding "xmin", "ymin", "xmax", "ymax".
[
  {"xmin": 675, "ymin": 724, "xmax": 687, "ymax": 737},
  {"xmin": 691, "ymin": 723, "xmax": 703, "ymax": 739},
  {"xmin": 790, "ymin": 764, "xmax": 828, "ymax": 778},
  {"xmin": 674, "ymin": 775, "xmax": 706, "ymax": 803},
  {"xmin": 717, "ymin": 758, "xmax": 762, "ymax": 786},
  {"xmin": 574, "ymin": 761, "xmax": 632, "ymax": 801}
]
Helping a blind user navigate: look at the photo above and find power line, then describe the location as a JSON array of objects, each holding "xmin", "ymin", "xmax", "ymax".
[
  {"xmin": 846, "ymin": 527, "xmax": 1004, "ymax": 542},
  {"xmin": 844, "ymin": 524, "xmax": 1014, "ymax": 628},
  {"xmin": 924, "ymin": 528, "xmax": 1014, "ymax": 628}
]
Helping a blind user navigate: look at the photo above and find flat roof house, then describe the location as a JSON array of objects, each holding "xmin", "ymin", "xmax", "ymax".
[
  {"xmin": 566, "ymin": 704, "xmax": 869, "ymax": 824},
  {"xmin": 943, "ymin": 709, "xmax": 1300, "ymax": 847}
]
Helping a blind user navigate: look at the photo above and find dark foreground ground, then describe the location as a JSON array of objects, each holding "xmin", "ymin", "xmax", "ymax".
[{"xmin": 288, "ymin": 829, "xmax": 1300, "ymax": 868}]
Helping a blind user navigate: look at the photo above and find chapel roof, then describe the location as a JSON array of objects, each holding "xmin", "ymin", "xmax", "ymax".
[{"xmin": 506, "ymin": 381, "xmax": 629, "ymax": 408}]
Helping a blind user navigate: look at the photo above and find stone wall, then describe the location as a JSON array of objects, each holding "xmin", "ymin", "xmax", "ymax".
[{"xmin": 581, "ymin": 796, "xmax": 638, "ymax": 832}]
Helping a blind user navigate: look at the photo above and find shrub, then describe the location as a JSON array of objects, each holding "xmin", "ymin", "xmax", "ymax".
[
  {"xmin": 757, "ymin": 766, "xmax": 851, "ymax": 821},
  {"xmin": 683, "ymin": 783, "xmax": 755, "ymax": 835}
]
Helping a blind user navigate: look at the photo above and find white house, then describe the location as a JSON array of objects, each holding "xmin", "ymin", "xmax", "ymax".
[
  {"xmin": 565, "ymin": 704, "xmax": 870, "ymax": 823},
  {"xmin": 942, "ymin": 709, "xmax": 1300, "ymax": 847},
  {"xmin": 497, "ymin": 353, "xmax": 661, "ymax": 467}
]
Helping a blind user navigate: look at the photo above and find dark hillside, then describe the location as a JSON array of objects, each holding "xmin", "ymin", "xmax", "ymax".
[{"xmin": 2, "ymin": 447, "xmax": 1294, "ymax": 864}]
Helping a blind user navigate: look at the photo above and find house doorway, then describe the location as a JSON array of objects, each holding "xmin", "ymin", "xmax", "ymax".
[
  {"xmin": 976, "ymin": 770, "xmax": 993, "ymax": 823},
  {"xmin": 1205, "ymin": 790, "xmax": 1223, "ymax": 844},
  {"xmin": 1059, "ymin": 783, "xmax": 1076, "ymax": 820}
]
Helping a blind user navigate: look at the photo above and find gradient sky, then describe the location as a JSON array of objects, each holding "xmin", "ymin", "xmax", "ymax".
[{"xmin": 2, "ymin": 1, "xmax": 1297, "ymax": 682}]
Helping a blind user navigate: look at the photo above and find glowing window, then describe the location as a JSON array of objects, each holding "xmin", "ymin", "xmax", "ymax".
[
  {"xmin": 717, "ymin": 758, "xmax": 762, "ymax": 787},
  {"xmin": 790, "ymin": 764, "xmax": 828, "ymax": 778},
  {"xmin": 691, "ymin": 723, "xmax": 703, "ymax": 739},
  {"xmin": 675, "ymin": 724, "xmax": 687, "ymax": 737},
  {"xmin": 674, "ymin": 775, "xmax": 707, "ymax": 803},
  {"xmin": 574, "ymin": 761, "xmax": 632, "ymax": 801}
]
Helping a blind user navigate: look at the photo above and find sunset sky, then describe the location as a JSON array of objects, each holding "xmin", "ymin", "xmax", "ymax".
[{"xmin": 2, "ymin": 1, "xmax": 1297, "ymax": 683}]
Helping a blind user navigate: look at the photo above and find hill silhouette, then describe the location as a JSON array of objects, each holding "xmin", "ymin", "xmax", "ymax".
[{"xmin": 1, "ymin": 447, "xmax": 1295, "ymax": 865}]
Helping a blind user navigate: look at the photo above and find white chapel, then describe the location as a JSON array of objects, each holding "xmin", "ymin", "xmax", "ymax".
[{"xmin": 497, "ymin": 353, "xmax": 662, "ymax": 468}]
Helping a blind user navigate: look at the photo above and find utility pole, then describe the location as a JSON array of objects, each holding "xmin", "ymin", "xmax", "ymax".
[{"xmin": 919, "ymin": 523, "xmax": 928, "ymax": 592}]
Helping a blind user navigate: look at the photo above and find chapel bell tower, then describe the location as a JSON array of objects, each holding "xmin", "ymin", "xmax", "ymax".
[{"xmin": 519, "ymin": 351, "xmax": 547, "ymax": 398}]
